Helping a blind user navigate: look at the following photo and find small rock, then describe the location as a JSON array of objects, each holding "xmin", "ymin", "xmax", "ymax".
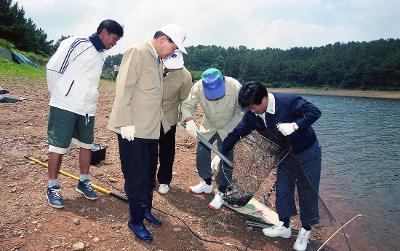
[
  {"xmin": 11, "ymin": 187, "xmax": 17, "ymax": 193},
  {"xmin": 78, "ymin": 208, "xmax": 86, "ymax": 213},
  {"xmin": 40, "ymin": 155, "xmax": 48, "ymax": 162},
  {"xmin": 73, "ymin": 218, "xmax": 80, "ymax": 225},
  {"xmin": 108, "ymin": 178, "xmax": 118, "ymax": 183},
  {"xmin": 72, "ymin": 241, "xmax": 85, "ymax": 251},
  {"xmin": 173, "ymin": 227, "xmax": 182, "ymax": 232},
  {"xmin": 93, "ymin": 237, "xmax": 100, "ymax": 243}
]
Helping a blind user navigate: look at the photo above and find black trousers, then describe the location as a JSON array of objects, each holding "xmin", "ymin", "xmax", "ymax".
[
  {"xmin": 117, "ymin": 135, "xmax": 158, "ymax": 202},
  {"xmin": 157, "ymin": 124, "xmax": 177, "ymax": 185}
]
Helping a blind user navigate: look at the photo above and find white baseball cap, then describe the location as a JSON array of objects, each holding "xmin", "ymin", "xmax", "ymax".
[
  {"xmin": 160, "ymin": 24, "xmax": 187, "ymax": 54},
  {"xmin": 162, "ymin": 50, "xmax": 184, "ymax": 70}
]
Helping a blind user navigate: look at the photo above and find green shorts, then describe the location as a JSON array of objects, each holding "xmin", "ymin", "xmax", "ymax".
[{"xmin": 47, "ymin": 106, "xmax": 95, "ymax": 154}]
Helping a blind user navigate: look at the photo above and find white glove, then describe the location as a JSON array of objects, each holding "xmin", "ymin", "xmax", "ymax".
[
  {"xmin": 185, "ymin": 120, "xmax": 198, "ymax": 138},
  {"xmin": 120, "ymin": 125, "xmax": 136, "ymax": 141},
  {"xmin": 211, "ymin": 155, "xmax": 221, "ymax": 172},
  {"xmin": 277, "ymin": 122, "xmax": 298, "ymax": 136}
]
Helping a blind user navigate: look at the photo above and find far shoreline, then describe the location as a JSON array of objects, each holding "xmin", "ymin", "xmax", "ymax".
[{"xmin": 269, "ymin": 88, "xmax": 400, "ymax": 99}]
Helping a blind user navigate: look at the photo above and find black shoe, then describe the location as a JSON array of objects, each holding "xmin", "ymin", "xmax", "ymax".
[
  {"xmin": 128, "ymin": 221, "xmax": 153, "ymax": 241},
  {"xmin": 76, "ymin": 180, "xmax": 98, "ymax": 200},
  {"xmin": 46, "ymin": 185, "xmax": 64, "ymax": 208},
  {"xmin": 144, "ymin": 209, "xmax": 162, "ymax": 226}
]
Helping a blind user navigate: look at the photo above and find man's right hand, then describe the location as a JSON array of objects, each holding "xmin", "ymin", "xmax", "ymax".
[
  {"xmin": 185, "ymin": 120, "xmax": 198, "ymax": 138},
  {"xmin": 121, "ymin": 125, "xmax": 136, "ymax": 141}
]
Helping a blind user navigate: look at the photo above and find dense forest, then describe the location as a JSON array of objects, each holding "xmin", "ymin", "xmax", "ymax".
[{"xmin": 105, "ymin": 39, "xmax": 400, "ymax": 90}]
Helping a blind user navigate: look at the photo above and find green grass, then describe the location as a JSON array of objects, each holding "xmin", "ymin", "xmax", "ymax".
[{"xmin": 0, "ymin": 58, "xmax": 45, "ymax": 77}]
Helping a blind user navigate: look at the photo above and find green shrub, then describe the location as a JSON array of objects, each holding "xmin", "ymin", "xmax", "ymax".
[
  {"xmin": 190, "ymin": 70, "xmax": 202, "ymax": 82},
  {"xmin": 0, "ymin": 39, "xmax": 15, "ymax": 50}
]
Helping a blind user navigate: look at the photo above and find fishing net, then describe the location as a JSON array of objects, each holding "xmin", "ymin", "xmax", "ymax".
[{"xmin": 222, "ymin": 129, "xmax": 336, "ymax": 227}]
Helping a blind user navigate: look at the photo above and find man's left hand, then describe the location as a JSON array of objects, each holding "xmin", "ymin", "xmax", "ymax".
[{"xmin": 277, "ymin": 122, "xmax": 299, "ymax": 136}]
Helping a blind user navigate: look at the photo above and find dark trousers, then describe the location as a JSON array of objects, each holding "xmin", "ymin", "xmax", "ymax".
[
  {"xmin": 276, "ymin": 140, "xmax": 322, "ymax": 226},
  {"xmin": 157, "ymin": 125, "xmax": 177, "ymax": 185},
  {"xmin": 117, "ymin": 135, "xmax": 158, "ymax": 203},
  {"xmin": 196, "ymin": 132, "xmax": 233, "ymax": 190}
]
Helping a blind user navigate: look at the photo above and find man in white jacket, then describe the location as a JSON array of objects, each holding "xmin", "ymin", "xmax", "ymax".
[{"xmin": 45, "ymin": 19, "xmax": 123, "ymax": 208}]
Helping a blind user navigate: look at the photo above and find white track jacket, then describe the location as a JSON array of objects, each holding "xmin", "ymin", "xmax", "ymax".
[{"xmin": 46, "ymin": 36, "xmax": 105, "ymax": 116}]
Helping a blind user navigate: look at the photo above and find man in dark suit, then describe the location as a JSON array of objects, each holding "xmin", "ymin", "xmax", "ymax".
[{"xmin": 219, "ymin": 81, "xmax": 322, "ymax": 251}]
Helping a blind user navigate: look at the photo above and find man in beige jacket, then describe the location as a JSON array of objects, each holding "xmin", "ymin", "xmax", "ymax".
[
  {"xmin": 181, "ymin": 68, "xmax": 243, "ymax": 210},
  {"xmin": 157, "ymin": 50, "xmax": 192, "ymax": 195},
  {"xmin": 108, "ymin": 24, "xmax": 187, "ymax": 242}
]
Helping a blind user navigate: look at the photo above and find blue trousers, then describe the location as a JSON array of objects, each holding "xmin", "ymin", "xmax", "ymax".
[{"xmin": 276, "ymin": 140, "xmax": 321, "ymax": 226}]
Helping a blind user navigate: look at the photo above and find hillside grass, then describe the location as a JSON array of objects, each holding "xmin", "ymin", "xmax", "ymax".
[{"xmin": 0, "ymin": 58, "xmax": 45, "ymax": 78}]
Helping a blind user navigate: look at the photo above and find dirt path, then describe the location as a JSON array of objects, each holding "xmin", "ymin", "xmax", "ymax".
[{"xmin": 1, "ymin": 76, "xmax": 336, "ymax": 251}]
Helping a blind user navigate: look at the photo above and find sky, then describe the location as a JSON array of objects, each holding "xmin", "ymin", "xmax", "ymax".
[{"xmin": 15, "ymin": 0, "xmax": 400, "ymax": 55}]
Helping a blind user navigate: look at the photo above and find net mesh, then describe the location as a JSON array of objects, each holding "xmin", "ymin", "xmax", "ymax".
[{"xmin": 223, "ymin": 129, "xmax": 336, "ymax": 227}]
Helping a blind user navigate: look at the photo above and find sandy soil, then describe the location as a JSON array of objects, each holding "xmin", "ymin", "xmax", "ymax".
[{"xmin": 0, "ymin": 76, "xmax": 358, "ymax": 251}]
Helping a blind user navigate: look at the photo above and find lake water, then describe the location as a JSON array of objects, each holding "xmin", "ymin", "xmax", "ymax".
[{"xmin": 303, "ymin": 94, "xmax": 400, "ymax": 250}]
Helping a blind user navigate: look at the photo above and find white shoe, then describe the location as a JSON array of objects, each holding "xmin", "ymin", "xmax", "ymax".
[
  {"xmin": 189, "ymin": 181, "xmax": 213, "ymax": 194},
  {"xmin": 262, "ymin": 223, "xmax": 291, "ymax": 238},
  {"xmin": 293, "ymin": 227, "xmax": 311, "ymax": 251},
  {"xmin": 158, "ymin": 184, "xmax": 169, "ymax": 195},
  {"xmin": 208, "ymin": 191, "xmax": 224, "ymax": 210}
]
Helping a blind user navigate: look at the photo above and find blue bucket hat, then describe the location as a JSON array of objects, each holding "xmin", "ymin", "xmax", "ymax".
[{"xmin": 202, "ymin": 68, "xmax": 225, "ymax": 100}]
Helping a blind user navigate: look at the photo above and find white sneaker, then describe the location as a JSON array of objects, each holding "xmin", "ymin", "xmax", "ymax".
[
  {"xmin": 293, "ymin": 227, "xmax": 311, "ymax": 251},
  {"xmin": 262, "ymin": 223, "xmax": 291, "ymax": 238},
  {"xmin": 208, "ymin": 191, "xmax": 224, "ymax": 210},
  {"xmin": 189, "ymin": 181, "xmax": 213, "ymax": 194},
  {"xmin": 158, "ymin": 184, "xmax": 169, "ymax": 195}
]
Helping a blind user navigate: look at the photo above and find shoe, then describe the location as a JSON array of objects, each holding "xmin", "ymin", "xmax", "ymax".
[
  {"xmin": 128, "ymin": 221, "xmax": 153, "ymax": 241},
  {"xmin": 262, "ymin": 223, "xmax": 291, "ymax": 238},
  {"xmin": 46, "ymin": 185, "xmax": 64, "ymax": 208},
  {"xmin": 189, "ymin": 181, "xmax": 212, "ymax": 194},
  {"xmin": 144, "ymin": 209, "xmax": 162, "ymax": 226},
  {"xmin": 293, "ymin": 227, "xmax": 311, "ymax": 251},
  {"xmin": 76, "ymin": 180, "xmax": 98, "ymax": 200},
  {"xmin": 208, "ymin": 191, "xmax": 224, "ymax": 210},
  {"xmin": 158, "ymin": 184, "xmax": 169, "ymax": 195}
]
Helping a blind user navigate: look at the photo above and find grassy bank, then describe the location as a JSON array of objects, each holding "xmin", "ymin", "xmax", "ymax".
[{"xmin": 0, "ymin": 58, "xmax": 45, "ymax": 78}]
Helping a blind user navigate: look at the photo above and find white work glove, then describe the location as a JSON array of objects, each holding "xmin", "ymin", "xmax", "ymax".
[
  {"xmin": 211, "ymin": 155, "xmax": 221, "ymax": 172},
  {"xmin": 185, "ymin": 120, "xmax": 198, "ymax": 138},
  {"xmin": 277, "ymin": 122, "xmax": 298, "ymax": 136},
  {"xmin": 120, "ymin": 125, "xmax": 136, "ymax": 141}
]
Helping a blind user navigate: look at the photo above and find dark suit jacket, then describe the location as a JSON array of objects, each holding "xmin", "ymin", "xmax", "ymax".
[{"xmin": 220, "ymin": 92, "xmax": 321, "ymax": 155}]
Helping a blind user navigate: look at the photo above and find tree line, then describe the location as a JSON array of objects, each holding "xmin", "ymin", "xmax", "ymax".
[
  {"xmin": 0, "ymin": 0, "xmax": 55, "ymax": 56},
  {"xmin": 105, "ymin": 39, "xmax": 400, "ymax": 90}
]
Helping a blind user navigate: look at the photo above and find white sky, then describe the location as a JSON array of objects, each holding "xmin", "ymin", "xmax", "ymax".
[{"xmin": 15, "ymin": 0, "xmax": 400, "ymax": 55}]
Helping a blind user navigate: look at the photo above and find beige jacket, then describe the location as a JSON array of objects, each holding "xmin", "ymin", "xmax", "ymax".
[
  {"xmin": 181, "ymin": 77, "xmax": 243, "ymax": 140},
  {"xmin": 108, "ymin": 41, "xmax": 163, "ymax": 139},
  {"xmin": 162, "ymin": 67, "xmax": 192, "ymax": 126}
]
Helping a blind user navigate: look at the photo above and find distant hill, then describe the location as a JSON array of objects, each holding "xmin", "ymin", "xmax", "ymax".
[{"xmin": 105, "ymin": 39, "xmax": 400, "ymax": 91}]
